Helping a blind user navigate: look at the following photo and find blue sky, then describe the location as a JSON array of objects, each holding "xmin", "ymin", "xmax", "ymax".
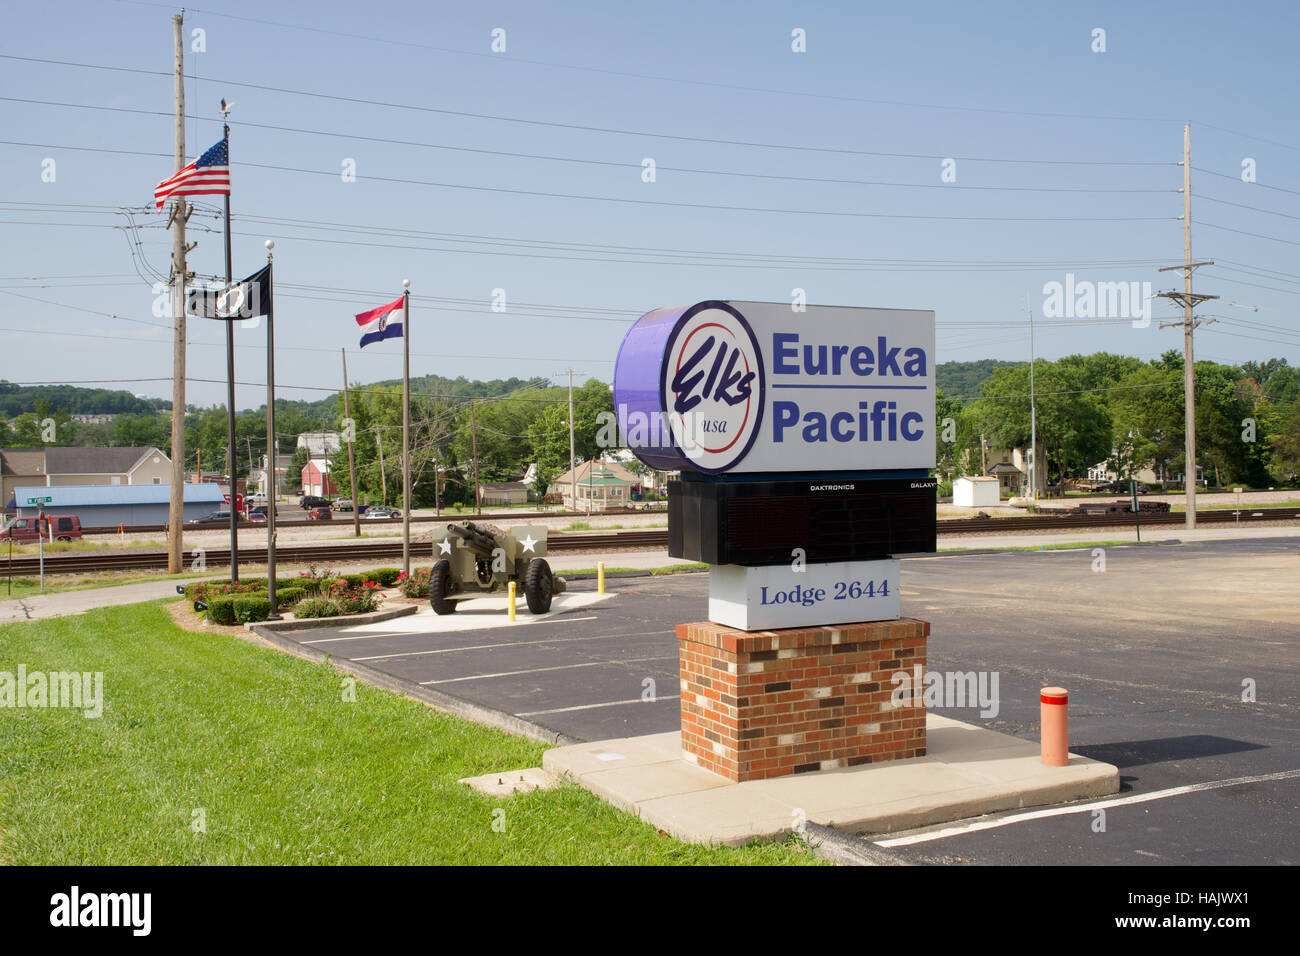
[{"xmin": 2, "ymin": 0, "xmax": 1297, "ymax": 409}]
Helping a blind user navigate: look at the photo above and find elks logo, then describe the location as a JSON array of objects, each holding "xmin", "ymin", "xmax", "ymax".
[{"xmin": 660, "ymin": 301, "xmax": 764, "ymax": 473}]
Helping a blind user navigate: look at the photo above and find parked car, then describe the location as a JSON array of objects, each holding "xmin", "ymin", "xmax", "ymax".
[
  {"xmin": 1, "ymin": 514, "xmax": 83, "ymax": 543},
  {"xmin": 333, "ymin": 498, "xmax": 355, "ymax": 512},
  {"xmin": 188, "ymin": 510, "xmax": 242, "ymax": 525},
  {"xmin": 299, "ymin": 495, "xmax": 332, "ymax": 510},
  {"xmin": 307, "ymin": 506, "xmax": 332, "ymax": 520},
  {"xmin": 363, "ymin": 507, "xmax": 400, "ymax": 519},
  {"xmin": 247, "ymin": 512, "xmax": 268, "ymax": 523}
]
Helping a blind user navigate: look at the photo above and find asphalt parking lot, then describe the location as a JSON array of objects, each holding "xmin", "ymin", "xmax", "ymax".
[{"xmin": 278, "ymin": 535, "xmax": 1299, "ymax": 864}]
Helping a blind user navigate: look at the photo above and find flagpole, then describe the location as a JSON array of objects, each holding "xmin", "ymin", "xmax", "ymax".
[
  {"xmin": 264, "ymin": 241, "xmax": 280, "ymax": 620},
  {"xmin": 401, "ymin": 279, "xmax": 411, "ymax": 578},
  {"xmin": 222, "ymin": 118, "xmax": 239, "ymax": 581}
]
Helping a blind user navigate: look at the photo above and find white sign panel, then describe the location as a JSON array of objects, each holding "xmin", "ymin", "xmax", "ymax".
[{"xmin": 708, "ymin": 558, "xmax": 901, "ymax": 631}]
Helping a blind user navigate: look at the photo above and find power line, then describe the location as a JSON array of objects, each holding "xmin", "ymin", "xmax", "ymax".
[
  {"xmin": 0, "ymin": 140, "xmax": 1175, "ymax": 223},
  {"xmin": 0, "ymin": 96, "xmax": 1175, "ymax": 195},
  {"xmin": 0, "ymin": 54, "xmax": 1176, "ymax": 166}
]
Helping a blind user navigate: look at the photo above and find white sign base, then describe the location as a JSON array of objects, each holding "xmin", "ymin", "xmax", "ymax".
[{"xmin": 708, "ymin": 559, "xmax": 901, "ymax": 631}]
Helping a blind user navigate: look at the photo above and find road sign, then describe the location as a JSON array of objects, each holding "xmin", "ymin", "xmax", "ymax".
[{"xmin": 26, "ymin": 496, "xmax": 53, "ymax": 505}]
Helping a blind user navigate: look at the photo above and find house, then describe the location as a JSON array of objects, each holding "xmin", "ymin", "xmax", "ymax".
[
  {"xmin": 1086, "ymin": 458, "xmax": 1162, "ymax": 485},
  {"xmin": 42, "ymin": 446, "xmax": 172, "ymax": 487},
  {"xmin": 302, "ymin": 458, "xmax": 337, "ymax": 498},
  {"xmin": 2, "ymin": 446, "xmax": 172, "ymax": 516},
  {"xmin": 69, "ymin": 414, "xmax": 116, "ymax": 426},
  {"xmin": 962, "ymin": 445, "xmax": 1047, "ymax": 497},
  {"xmin": 478, "ymin": 481, "xmax": 528, "ymax": 507},
  {"xmin": 258, "ymin": 453, "xmax": 293, "ymax": 499},
  {"xmin": 546, "ymin": 460, "xmax": 634, "ymax": 512},
  {"xmin": 1, "ymin": 449, "xmax": 46, "ymax": 516},
  {"xmin": 297, "ymin": 433, "xmax": 341, "ymax": 458},
  {"xmin": 11, "ymin": 482, "xmax": 225, "ymax": 527}
]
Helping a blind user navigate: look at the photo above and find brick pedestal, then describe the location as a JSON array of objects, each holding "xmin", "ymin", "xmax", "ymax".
[{"xmin": 677, "ymin": 618, "xmax": 928, "ymax": 782}]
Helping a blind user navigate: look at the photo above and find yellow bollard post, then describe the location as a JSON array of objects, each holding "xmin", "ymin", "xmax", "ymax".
[
  {"xmin": 598, "ymin": 561, "xmax": 605, "ymax": 595},
  {"xmin": 508, "ymin": 580, "xmax": 516, "ymax": 621}
]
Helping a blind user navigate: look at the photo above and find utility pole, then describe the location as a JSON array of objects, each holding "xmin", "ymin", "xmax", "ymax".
[
  {"xmin": 471, "ymin": 400, "xmax": 480, "ymax": 515},
  {"xmin": 401, "ymin": 281, "xmax": 411, "ymax": 576},
  {"xmin": 222, "ymin": 110, "xmax": 238, "ymax": 582},
  {"xmin": 166, "ymin": 12, "xmax": 192, "ymax": 575},
  {"xmin": 1026, "ymin": 292, "xmax": 1037, "ymax": 506},
  {"xmin": 246, "ymin": 436, "xmax": 255, "ymax": 490},
  {"xmin": 376, "ymin": 430, "xmax": 387, "ymax": 506},
  {"xmin": 568, "ymin": 369, "xmax": 576, "ymax": 513},
  {"xmin": 1157, "ymin": 124, "xmax": 1217, "ymax": 531},
  {"xmin": 341, "ymin": 348, "xmax": 360, "ymax": 538}
]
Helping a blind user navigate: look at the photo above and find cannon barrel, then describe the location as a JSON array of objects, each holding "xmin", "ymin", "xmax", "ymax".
[{"xmin": 446, "ymin": 522, "xmax": 497, "ymax": 556}]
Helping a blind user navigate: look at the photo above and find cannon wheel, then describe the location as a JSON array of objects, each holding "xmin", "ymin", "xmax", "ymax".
[
  {"xmin": 524, "ymin": 558, "xmax": 554, "ymax": 614},
  {"xmin": 429, "ymin": 559, "xmax": 457, "ymax": 615}
]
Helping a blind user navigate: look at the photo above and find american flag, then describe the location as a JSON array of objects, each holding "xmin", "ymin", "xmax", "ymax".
[{"xmin": 154, "ymin": 137, "xmax": 230, "ymax": 210}]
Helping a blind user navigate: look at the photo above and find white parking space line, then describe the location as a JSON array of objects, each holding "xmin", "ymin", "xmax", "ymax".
[
  {"xmin": 350, "ymin": 629, "xmax": 674, "ymax": 662},
  {"xmin": 420, "ymin": 655, "xmax": 674, "ymax": 685},
  {"xmin": 875, "ymin": 768, "xmax": 1300, "ymax": 847},
  {"xmin": 518, "ymin": 695, "xmax": 680, "ymax": 718},
  {"xmin": 300, "ymin": 614, "xmax": 600, "ymax": 645}
]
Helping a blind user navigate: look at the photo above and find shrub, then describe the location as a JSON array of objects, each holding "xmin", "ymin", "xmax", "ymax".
[
  {"xmin": 274, "ymin": 586, "xmax": 305, "ymax": 608},
  {"xmin": 338, "ymin": 573, "xmax": 367, "ymax": 589},
  {"xmin": 398, "ymin": 567, "xmax": 431, "ymax": 598},
  {"xmin": 207, "ymin": 597, "xmax": 237, "ymax": 625},
  {"xmin": 297, "ymin": 565, "xmax": 340, "ymax": 595},
  {"xmin": 233, "ymin": 596, "xmax": 272, "ymax": 624},
  {"xmin": 367, "ymin": 567, "xmax": 402, "ymax": 587},
  {"xmin": 294, "ymin": 598, "xmax": 341, "ymax": 619},
  {"xmin": 328, "ymin": 579, "xmax": 384, "ymax": 614}
]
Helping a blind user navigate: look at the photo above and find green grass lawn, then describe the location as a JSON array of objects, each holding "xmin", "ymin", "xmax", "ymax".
[{"xmin": 0, "ymin": 601, "xmax": 818, "ymax": 865}]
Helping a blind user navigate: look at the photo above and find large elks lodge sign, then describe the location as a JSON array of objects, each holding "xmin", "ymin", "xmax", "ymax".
[{"xmin": 614, "ymin": 300, "xmax": 938, "ymax": 630}]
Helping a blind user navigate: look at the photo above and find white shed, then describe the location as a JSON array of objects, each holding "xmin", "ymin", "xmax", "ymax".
[{"xmin": 953, "ymin": 476, "xmax": 1000, "ymax": 508}]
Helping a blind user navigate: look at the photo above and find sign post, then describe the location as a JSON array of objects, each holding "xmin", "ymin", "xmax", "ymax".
[{"xmin": 614, "ymin": 300, "xmax": 937, "ymax": 781}]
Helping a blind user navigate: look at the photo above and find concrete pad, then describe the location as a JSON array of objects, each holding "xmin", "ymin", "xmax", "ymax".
[
  {"xmin": 543, "ymin": 713, "xmax": 1120, "ymax": 848},
  {"xmin": 329, "ymin": 591, "xmax": 615, "ymax": 635},
  {"xmin": 458, "ymin": 767, "xmax": 560, "ymax": 797}
]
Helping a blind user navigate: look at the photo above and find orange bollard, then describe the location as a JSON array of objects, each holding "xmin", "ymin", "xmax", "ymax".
[{"xmin": 1040, "ymin": 686, "xmax": 1069, "ymax": 766}]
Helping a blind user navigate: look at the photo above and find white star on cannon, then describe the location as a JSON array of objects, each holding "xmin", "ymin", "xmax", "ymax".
[
  {"xmin": 520, "ymin": 534, "xmax": 537, "ymax": 553},
  {"xmin": 438, "ymin": 538, "xmax": 452, "ymax": 555}
]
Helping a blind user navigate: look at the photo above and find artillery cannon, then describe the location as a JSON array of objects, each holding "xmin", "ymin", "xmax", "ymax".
[{"xmin": 429, "ymin": 521, "xmax": 566, "ymax": 615}]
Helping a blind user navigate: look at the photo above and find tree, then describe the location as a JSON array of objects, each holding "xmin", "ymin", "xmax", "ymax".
[{"xmin": 967, "ymin": 361, "xmax": 1111, "ymax": 489}]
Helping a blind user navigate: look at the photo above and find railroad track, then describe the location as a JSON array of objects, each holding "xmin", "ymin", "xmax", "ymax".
[
  {"xmin": 4, "ymin": 509, "xmax": 1297, "ymax": 578},
  {"xmin": 0, "ymin": 529, "xmax": 672, "ymax": 576}
]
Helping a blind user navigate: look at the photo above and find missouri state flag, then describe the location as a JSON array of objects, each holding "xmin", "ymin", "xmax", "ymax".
[{"xmin": 356, "ymin": 297, "xmax": 405, "ymax": 348}]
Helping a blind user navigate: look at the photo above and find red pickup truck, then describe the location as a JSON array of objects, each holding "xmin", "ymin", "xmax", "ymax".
[{"xmin": 0, "ymin": 514, "xmax": 84, "ymax": 543}]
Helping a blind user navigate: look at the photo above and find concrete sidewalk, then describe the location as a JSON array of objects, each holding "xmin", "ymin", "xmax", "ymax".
[
  {"xmin": 543, "ymin": 714, "xmax": 1120, "ymax": 847},
  {"xmin": 939, "ymin": 524, "xmax": 1300, "ymax": 551}
]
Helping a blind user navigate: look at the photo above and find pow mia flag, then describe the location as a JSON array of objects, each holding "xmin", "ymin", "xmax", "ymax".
[{"xmin": 187, "ymin": 264, "xmax": 271, "ymax": 320}]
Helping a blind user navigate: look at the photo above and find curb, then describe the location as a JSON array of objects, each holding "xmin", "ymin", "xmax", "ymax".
[
  {"xmin": 561, "ymin": 566, "xmax": 707, "ymax": 581},
  {"xmin": 248, "ymin": 622, "xmax": 579, "ymax": 746},
  {"xmin": 247, "ymin": 603, "xmax": 418, "ymax": 633},
  {"xmin": 803, "ymin": 823, "xmax": 910, "ymax": 866}
]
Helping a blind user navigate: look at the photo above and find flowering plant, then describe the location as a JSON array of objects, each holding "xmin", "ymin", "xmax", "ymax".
[{"xmin": 399, "ymin": 567, "xmax": 432, "ymax": 598}]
